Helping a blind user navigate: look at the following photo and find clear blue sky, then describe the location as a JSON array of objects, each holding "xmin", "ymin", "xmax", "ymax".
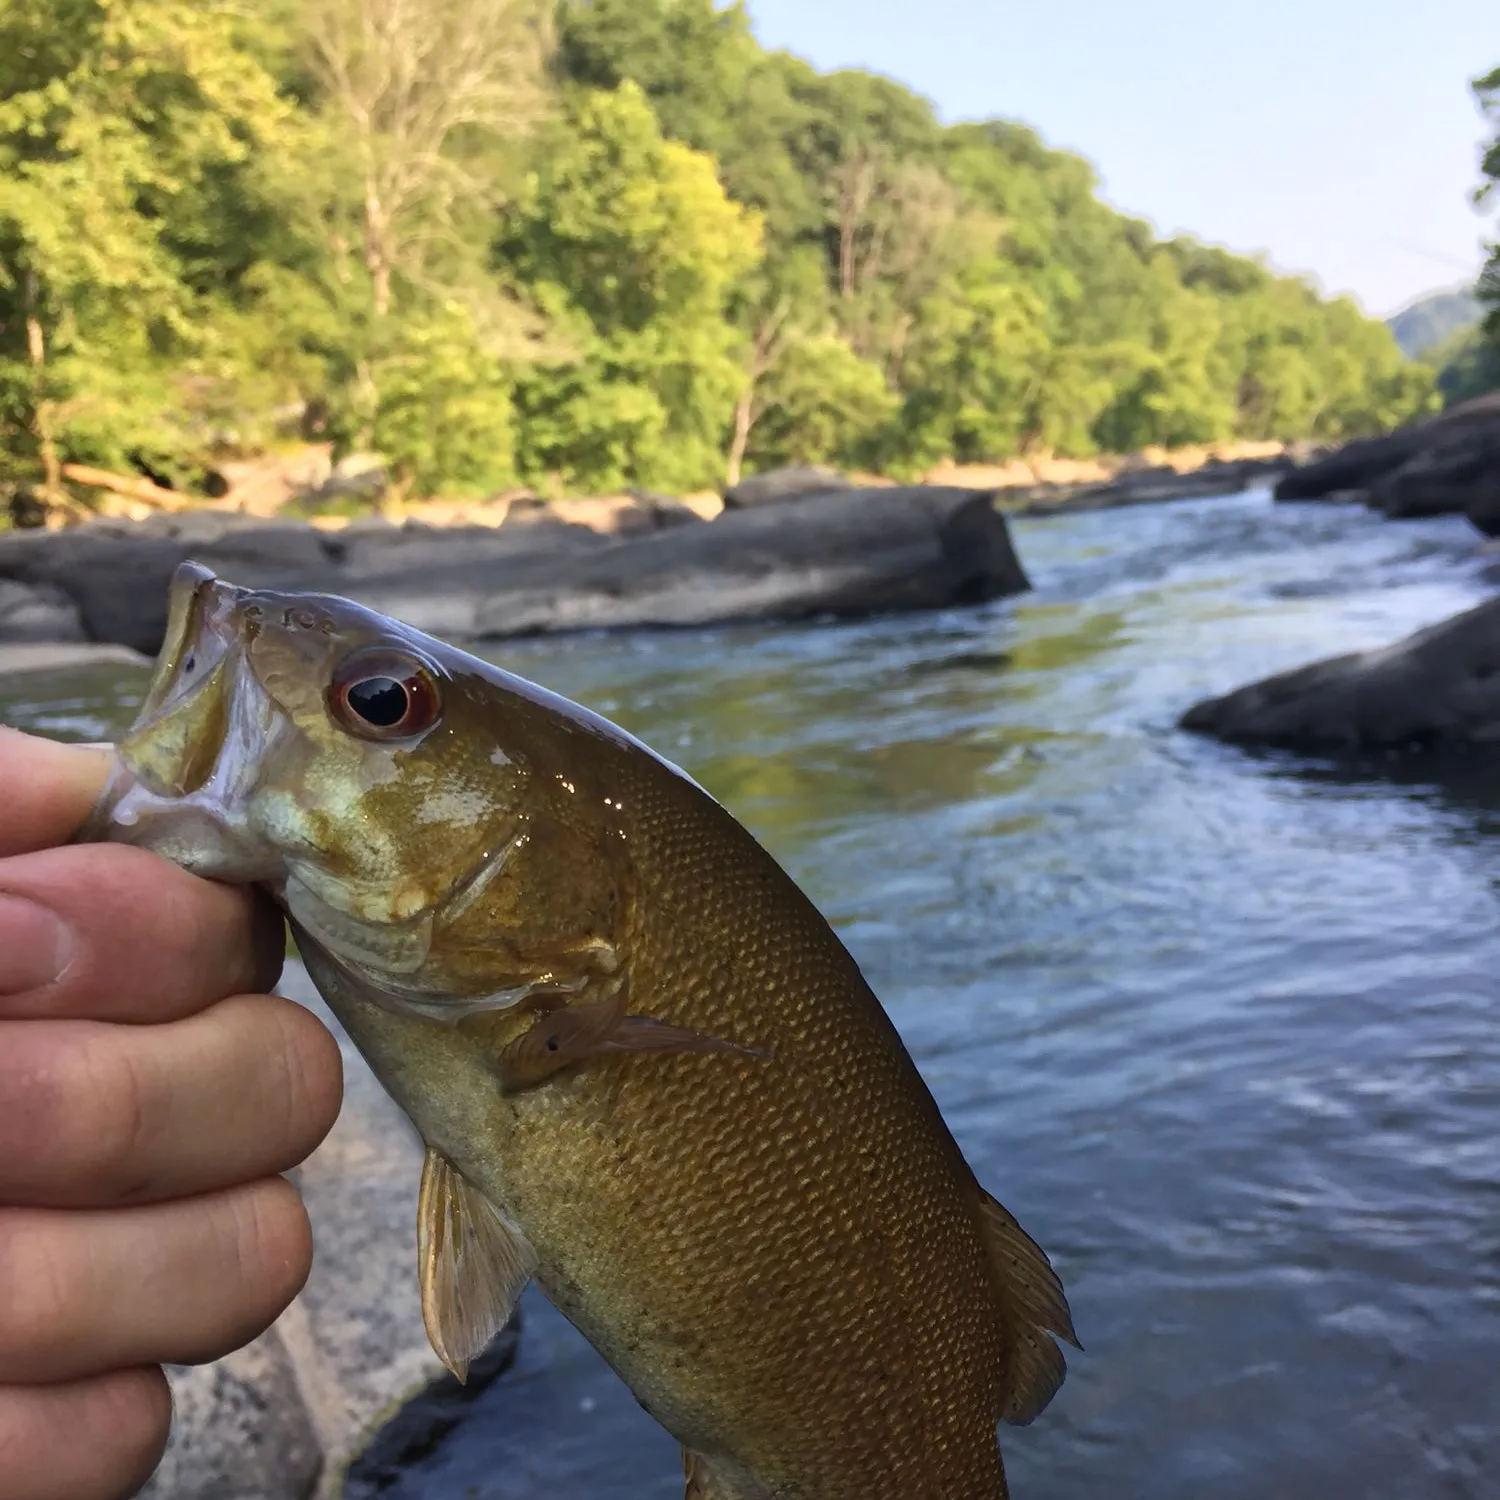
[{"xmin": 747, "ymin": 0, "xmax": 1500, "ymax": 318}]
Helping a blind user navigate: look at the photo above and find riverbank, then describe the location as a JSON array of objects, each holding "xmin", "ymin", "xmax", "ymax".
[
  {"xmin": 0, "ymin": 483, "xmax": 1030, "ymax": 656},
  {"xmin": 0, "ymin": 448, "xmax": 1311, "ymax": 657}
]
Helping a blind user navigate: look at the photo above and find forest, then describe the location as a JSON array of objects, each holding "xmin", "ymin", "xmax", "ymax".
[{"xmin": 0, "ymin": 0, "xmax": 1451, "ymax": 510}]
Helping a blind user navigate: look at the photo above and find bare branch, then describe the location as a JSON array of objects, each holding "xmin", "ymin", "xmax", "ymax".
[{"xmin": 304, "ymin": 0, "xmax": 550, "ymax": 316}]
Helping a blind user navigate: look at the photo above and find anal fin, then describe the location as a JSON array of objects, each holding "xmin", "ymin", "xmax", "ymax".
[
  {"xmin": 418, "ymin": 1148, "xmax": 536, "ymax": 1383},
  {"xmin": 976, "ymin": 1188, "xmax": 1080, "ymax": 1427},
  {"xmin": 684, "ymin": 1449, "xmax": 762, "ymax": 1500}
]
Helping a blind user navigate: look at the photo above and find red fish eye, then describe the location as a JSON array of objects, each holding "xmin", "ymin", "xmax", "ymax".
[{"xmin": 329, "ymin": 649, "xmax": 442, "ymax": 741}]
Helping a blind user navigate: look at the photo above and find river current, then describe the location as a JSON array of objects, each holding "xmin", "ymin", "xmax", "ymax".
[{"xmin": 7, "ymin": 489, "xmax": 1500, "ymax": 1499}]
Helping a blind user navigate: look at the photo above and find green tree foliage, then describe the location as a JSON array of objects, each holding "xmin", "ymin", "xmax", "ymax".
[
  {"xmin": 501, "ymin": 82, "xmax": 762, "ymax": 491},
  {"xmin": 1470, "ymin": 65, "xmax": 1500, "ymax": 400},
  {"xmin": 0, "ymin": 0, "xmax": 1438, "ymax": 512},
  {"xmin": 0, "ymin": 0, "xmax": 300, "ymax": 493}
]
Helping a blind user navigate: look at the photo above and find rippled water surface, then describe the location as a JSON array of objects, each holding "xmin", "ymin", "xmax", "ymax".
[{"xmin": 9, "ymin": 491, "xmax": 1500, "ymax": 1499}]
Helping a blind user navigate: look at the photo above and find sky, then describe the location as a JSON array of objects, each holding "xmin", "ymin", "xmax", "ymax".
[{"xmin": 747, "ymin": 0, "xmax": 1500, "ymax": 318}]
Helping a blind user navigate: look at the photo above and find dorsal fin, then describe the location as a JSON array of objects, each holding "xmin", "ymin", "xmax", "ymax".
[
  {"xmin": 418, "ymin": 1148, "xmax": 536, "ymax": 1382},
  {"xmin": 976, "ymin": 1189, "xmax": 1080, "ymax": 1427}
]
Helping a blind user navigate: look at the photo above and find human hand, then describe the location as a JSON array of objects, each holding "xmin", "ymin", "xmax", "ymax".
[{"xmin": 0, "ymin": 727, "xmax": 343, "ymax": 1500}]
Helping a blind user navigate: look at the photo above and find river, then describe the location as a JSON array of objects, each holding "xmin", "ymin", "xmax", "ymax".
[{"xmin": 5, "ymin": 489, "xmax": 1500, "ymax": 1499}]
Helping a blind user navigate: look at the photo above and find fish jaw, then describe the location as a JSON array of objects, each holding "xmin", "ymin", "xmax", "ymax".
[{"xmin": 86, "ymin": 564, "xmax": 290, "ymax": 886}]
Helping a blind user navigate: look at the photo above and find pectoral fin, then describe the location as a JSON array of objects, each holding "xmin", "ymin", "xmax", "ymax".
[
  {"xmin": 976, "ymin": 1189, "xmax": 1080, "ymax": 1427},
  {"xmin": 418, "ymin": 1148, "xmax": 536, "ymax": 1383},
  {"xmin": 498, "ymin": 989, "xmax": 766, "ymax": 1091}
]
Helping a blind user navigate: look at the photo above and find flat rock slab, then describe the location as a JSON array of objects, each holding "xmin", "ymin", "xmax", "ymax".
[
  {"xmin": 0, "ymin": 641, "xmax": 151, "ymax": 680},
  {"xmin": 0, "ymin": 485, "xmax": 1029, "ymax": 656},
  {"xmin": 1179, "ymin": 595, "xmax": 1500, "ymax": 749},
  {"xmin": 139, "ymin": 962, "xmax": 519, "ymax": 1500}
]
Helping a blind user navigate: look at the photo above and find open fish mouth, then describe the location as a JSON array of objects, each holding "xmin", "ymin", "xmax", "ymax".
[{"xmin": 81, "ymin": 562, "xmax": 288, "ymax": 886}]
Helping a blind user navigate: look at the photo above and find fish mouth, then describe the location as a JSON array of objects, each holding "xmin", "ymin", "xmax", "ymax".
[
  {"xmin": 83, "ymin": 562, "xmax": 287, "ymax": 885},
  {"xmin": 122, "ymin": 562, "xmax": 247, "ymax": 798}
]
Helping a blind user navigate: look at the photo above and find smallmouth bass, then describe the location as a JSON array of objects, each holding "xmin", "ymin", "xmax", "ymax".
[{"xmin": 87, "ymin": 562, "xmax": 1078, "ymax": 1500}]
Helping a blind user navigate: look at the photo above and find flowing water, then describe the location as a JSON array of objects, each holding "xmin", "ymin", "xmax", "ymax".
[{"xmin": 8, "ymin": 490, "xmax": 1500, "ymax": 1499}]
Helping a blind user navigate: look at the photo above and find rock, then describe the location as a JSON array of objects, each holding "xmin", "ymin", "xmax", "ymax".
[
  {"xmin": 1179, "ymin": 595, "xmax": 1500, "ymax": 749},
  {"xmin": 626, "ymin": 489, "xmax": 709, "ymax": 530},
  {"xmin": 534, "ymin": 492, "xmax": 707, "ymax": 535},
  {"xmin": 0, "ymin": 486, "xmax": 1029, "ymax": 653},
  {"xmin": 465, "ymin": 484, "xmax": 1029, "ymax": 637},
  {"xmin": 139, "ymin": 1334, "xmax": 324, "ymax": 1500},
  {"xmin": 1272, "ymin": 429, "xmax": 1432, "ymax": 502},
  {"xmin": 1274, "ymin": 395, "xmax": 1500, "ymax": 510},
  {"xmin": 138, "ymin": 962, "xmax": 521, "ymax": 1500},
  {"xmin": 0, "ymin": 578, "xmax": 86, "ymax": 643},
  {"xmin": 0, "ymin": 642, "xmax": 151, "ymax": 681},
  {"xmin": 0, "ymin": 521, "xmax": 333, "ymax": 653},
  {"xmin": 722, "ymin": 464, "xmax": 849, "ymax": 509},
  {"xmin": 1007, "ymin": 460, "xmax": 1273, "ymax": 518},
  {"xmin": 1363, "ymin": 427, "xmax": 1500, "ymax": 521}
]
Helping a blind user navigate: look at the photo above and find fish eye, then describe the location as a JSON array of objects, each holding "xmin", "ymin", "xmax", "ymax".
[{"xmin": 329, "ymin": 649, "xmax": 442, "ymax": 742}]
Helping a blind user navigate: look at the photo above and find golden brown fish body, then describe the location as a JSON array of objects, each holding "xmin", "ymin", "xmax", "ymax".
[{"xmin": 91, "ymin": 563, "xmax": 1076, "ymax": 1500}]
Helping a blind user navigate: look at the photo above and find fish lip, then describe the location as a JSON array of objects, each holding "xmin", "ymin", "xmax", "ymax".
[{"xmin": 110, "ymin": 561, "xmax": 283, "ymax": 853}]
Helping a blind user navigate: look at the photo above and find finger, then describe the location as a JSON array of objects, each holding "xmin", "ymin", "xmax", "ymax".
[
  {"xmin": 0, "ymin": 996, "xmax": 343, "ymax": 1208},
  {"xmin": 0, "ymin": 729, "xmax": 115, "ymax": 858},
  {"xmin": 0, "ymin": 1368, "xmax": 170, "ymax": 1500},
  {"xmin": 0, "ymin": 1178, "xmax": 312, "ymax": 1384},
  {"xmin": 0, "ymin": 844, "xmax": 283, "ymax": 1021}
]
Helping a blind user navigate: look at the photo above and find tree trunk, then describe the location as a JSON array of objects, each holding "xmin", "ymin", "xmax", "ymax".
[
  {"xmin": 354, "ymin": 357, "xmax": 380, "ymax": 453},
  {"xmin": 364, "ymin": 180, "xmax": 392, "ymax": 318},
  {"xmin": 726, "ymin": 387, "xmax": 756, "ymax": 488},
  {"xmin": 22, "ymin": 270, "xmax": 60, "ymax": 503},
  {"xmin": 886, "ymin": 314, "xmax": 913, "ymax": 386}
]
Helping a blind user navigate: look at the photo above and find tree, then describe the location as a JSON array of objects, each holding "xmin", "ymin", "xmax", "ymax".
[
  {"xmin": 501, "ymin": 83, "xmax": 763, "ymax": 492},
  {"xmin": 0, "ymin": 0, "xmax": 299, "ymax": 502},
  {"xmin": 0, "ymin": 0, "xmax": 1438, "ymax": 515},
  {"xmin": 304, "ymin": 0, "xmax": 548, "ymax": 320},
  {"xmin": 1475, "ymin": 66, "xmax": 1500, "ymax": 337}
]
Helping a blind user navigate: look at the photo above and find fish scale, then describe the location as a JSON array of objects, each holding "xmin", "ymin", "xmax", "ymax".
[{"xmin": 87, "ymin": 562, "xmax": 1076, "ymax": 1500}]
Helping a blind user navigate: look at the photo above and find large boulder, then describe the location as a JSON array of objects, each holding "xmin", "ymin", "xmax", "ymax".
[
  {"xmin": 0, "ymin": 517, "xmax": 337, "ymax": 653},
  {"xmin": 0, "ymin": 578, "xmax": 86, "ymax": 642},
  {"xmin": 1274, "ymin": 394, "xmax": 1500, "ymax": 511},
  {"xmin": 0, "ymin": 486, "xmax": 1029, "ymax": 652},
  {"xmin": 1364, "ymin": 426, "xmax": 1500, "ymax": 522},
  {"xmin": 0, "ymin": 514, "xmax": 603, "ymax": 652},
  {"xmin": 1272, "ymin": 430, "xmax": 1433, "ymax": 502},
  {"xmin": 1179, "ymin": 596, "xmax": 1500, "ymax": 749},
  {"xmin": 722, "ymin": 464, "xmax": 849, "ymax": 509},
  {"xmin": 465, "ymin": 484, "xmax": 1029, "ymax": 637}
]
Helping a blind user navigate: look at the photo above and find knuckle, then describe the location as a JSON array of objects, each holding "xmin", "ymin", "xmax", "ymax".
[
  {"xmin": 227, "ymin": 1180, "xmax": 313, "ymax": 1326},
  {"xmin": 265, "ymin": 1002, "xmax": 343, "ymax": 1159},
  {"xmin": 75, "ymin": 1030, "xmax": 159, "ymax": 1202}
]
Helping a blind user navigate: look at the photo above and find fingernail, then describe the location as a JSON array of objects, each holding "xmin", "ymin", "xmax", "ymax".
[{"xmin": 0, "ymin": 895, "xmax": 77, "ymax": 995}]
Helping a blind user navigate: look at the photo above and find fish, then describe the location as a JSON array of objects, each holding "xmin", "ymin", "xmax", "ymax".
[{"xmin": 85, "ymin": 560, "xmax": 1078, "ymax": 1500}]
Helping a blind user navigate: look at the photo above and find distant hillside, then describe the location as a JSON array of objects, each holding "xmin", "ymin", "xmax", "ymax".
[{"xmin": 1388, "ymin": 289, "xmax": 1482, "ymax": 359}]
